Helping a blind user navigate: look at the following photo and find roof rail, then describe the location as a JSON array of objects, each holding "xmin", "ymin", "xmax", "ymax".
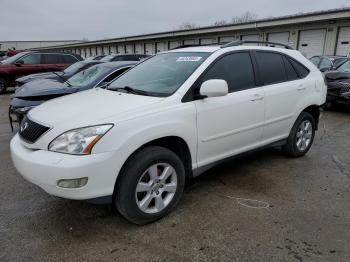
[{"xmin": 221, "ymin": 40, "xmax": 294, "ymax": 50}]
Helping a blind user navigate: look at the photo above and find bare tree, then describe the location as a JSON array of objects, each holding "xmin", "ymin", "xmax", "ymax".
[
  {"xmin": 178, "ymin": 22, "xmax": 198, "ymax": 30},
  {"xmin": 213, "ymin": 20, "xmax": 227, "ymax": 26},
  {"xmin": 231, "ymin": 11, "xmax": 258, "ymax": 24}
]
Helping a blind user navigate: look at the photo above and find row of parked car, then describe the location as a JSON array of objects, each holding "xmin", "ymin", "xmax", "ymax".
[{"xmin": 310, "ymin": 55, "xmax": 350, "ymax": 107}]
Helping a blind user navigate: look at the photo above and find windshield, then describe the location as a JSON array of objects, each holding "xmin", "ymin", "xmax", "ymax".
[
  {"xmin": 63, "ymin": 61, "xmax": 86, "ymax": 75},
  {"xmin": 67, "ymin": 65, "xmax": 110, "ymax": 87},
  {"xmin": 0, "ymin": 52, "xmax": 27, "ymax": 64},
  {"xmin": 108, "ymin": 52, "xmax": 210, "ymax": 96},
  {"xmin": 337, "ymin": 60, "xmax": 350, "ymax": 72}
]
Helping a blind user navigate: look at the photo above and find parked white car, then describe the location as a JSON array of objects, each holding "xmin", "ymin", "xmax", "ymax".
[{"xmin": 11, "ymin": 42, "xmax": 327, "ymax": 224}]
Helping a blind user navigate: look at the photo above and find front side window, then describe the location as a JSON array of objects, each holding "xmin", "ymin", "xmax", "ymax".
[
  {"xmin": 201, "ymin": 52, "xmax": 256, "ymax": 93},
  {"xmin": 256, "ymin": 52, "xmax": 287, "ymax": 85},
  {"xmin": 20, "ymin": 54, "xmax": 41, "ymax": 64},
  {"xmin": 67, "ymin": 65, "xmax": 111, "ymax": 87},
  {"xmin": 108, "ymin": 52, "xmax": 210, "ymax": 96},
  {"xmin": 319, "ymin": 58, "xmax": 332, "ymax": 70},
  {"xmin": 310, "ymin": 56, "xmax": 320, "ymax": 67},
  {"xmin": 0, "ymin": 52, "xmax": 29, "ymax": 64}
]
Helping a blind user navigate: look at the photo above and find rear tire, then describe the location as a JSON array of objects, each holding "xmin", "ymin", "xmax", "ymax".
[
  {"xmin": 114, "ymin": 146, "xmax": 186, "ymax": 225},
  {"xmin": 0, "ymin": 77, "xmax": 7, "ymax": 94},
  {"xmin": 283, "ymin": 112, "xmax": 315, "ymax": 157}
]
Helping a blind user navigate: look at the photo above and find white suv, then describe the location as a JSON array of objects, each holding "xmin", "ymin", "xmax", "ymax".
[{"xmin": 11, "ymin": 42, "xmax": 327, "ymax": 224}]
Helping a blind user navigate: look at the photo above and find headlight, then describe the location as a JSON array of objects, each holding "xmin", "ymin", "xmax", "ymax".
[{"xmin": 48, "ymin": 124, "xmax": 113, "ymax": 155}]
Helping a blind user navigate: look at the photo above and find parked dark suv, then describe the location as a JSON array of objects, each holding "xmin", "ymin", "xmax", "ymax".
[
  {"xmin": 100, "ymin": 54, "xmax": 149, "ymax": 62},
  {"xmin": 0, "ymin": 51, "xmax": 83, "ymax": 93}
]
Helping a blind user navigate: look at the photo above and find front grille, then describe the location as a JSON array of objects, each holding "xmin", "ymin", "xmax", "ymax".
[{"xmin": 19, "ymin": 116, "xmax": 50, "ymax": 143}]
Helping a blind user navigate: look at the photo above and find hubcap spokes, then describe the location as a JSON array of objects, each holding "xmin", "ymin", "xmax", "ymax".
[
  {"xmin": 135, "ymin": 163, "xmax": 177, "ymax": 214},
  {"xmin": 296, "ymin": 120, "xmax": 312, "ymax": 151}
]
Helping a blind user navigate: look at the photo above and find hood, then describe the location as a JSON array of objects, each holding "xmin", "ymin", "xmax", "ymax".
[
  {"xmin": 13, "ymin": 79, "xmax": 75, "ymax": 98},
  {"xmin": 16, "ymin": 72, "xmax": 62, "ymax": 83},
  {"xmin": 325, "ymin": 71, "xmax": 350, "ymax": 80},
  {"xmin": 29, "ymin": 88, "xmax": 164, "ymax": 126}
]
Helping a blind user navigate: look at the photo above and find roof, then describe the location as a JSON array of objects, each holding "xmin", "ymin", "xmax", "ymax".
[
  {"xmin": 35, "ymin": 7, "xmax": 350, "ymax": 50},
  {"xmin": 100, "ymin": 61, "xmax": 138, "ymax": 68}
]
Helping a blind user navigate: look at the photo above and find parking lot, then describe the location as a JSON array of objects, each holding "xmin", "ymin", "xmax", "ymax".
[{"xmin": 0, "ymin": 91, "xmax": 349, "ymax": 261}]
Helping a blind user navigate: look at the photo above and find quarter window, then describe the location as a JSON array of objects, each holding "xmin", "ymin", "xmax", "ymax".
[
  {"xmin": 283, "ymin": 56, "xmax": 299, "ymax": 81},
  {"xmin": 201, "ymin": 52, "xmax": 256, "ymax": 93},
  {"xmin": 61, "ymin": 55, "xmax": 78, "ymax": 64},
  {"xmin": 255, "ymin": 52, "xmax": 287, "ymax": 85},
  {"xmin": 288, "ymin": 57, "xmax": 309, "ymax": 78}
]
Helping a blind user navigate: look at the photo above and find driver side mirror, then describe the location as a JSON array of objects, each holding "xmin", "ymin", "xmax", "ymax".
[
  {"xmin": 198, "ymin": 79, "xmax": 228, "ymax": 99},
  {"xmin": 14, "ymin": 60, "xmax": 24, "ymax": 66}
]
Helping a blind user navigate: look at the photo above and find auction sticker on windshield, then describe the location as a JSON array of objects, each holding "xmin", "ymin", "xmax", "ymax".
[{"xmin": 176, "ymin": 57, "xmax": 202, "ymax": 62}]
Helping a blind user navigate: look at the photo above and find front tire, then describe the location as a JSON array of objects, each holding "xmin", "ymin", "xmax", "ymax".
[
  {"xmin": 283, "ymin": 112, "xmax": 315, "ymax": 157},
  {"xmin": 114, "ymin": 146, "xmax": 186, "ymax": 225},
  {"xmin": 0, "ymin": 77, "xmax": 7, "ymax": 94}
]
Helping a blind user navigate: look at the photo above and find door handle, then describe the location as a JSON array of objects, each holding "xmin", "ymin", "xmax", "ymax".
[
  {"xmin": 250, "ymin": 94, "xmax": 264, "ymax": 101},
  {"xmin": 297, "ymin": 85, "xmax": 306, "ymax": 91}
]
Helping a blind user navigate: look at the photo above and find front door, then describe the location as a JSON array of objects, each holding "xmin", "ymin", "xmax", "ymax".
[{"xmin": 195, "ymin": 52, "xmax": 265, "ymax": 167}]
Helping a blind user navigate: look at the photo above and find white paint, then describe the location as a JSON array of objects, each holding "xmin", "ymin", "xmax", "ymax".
[{"xmin": 298, "ymin": 29, "xmax": 326, "ymax": 58}]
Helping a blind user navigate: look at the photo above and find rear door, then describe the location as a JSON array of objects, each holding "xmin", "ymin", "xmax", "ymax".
[
  {"xmin": 41, "ymin": 53, "xmax": 61, "ymax": 71},
  {"xmin": 195, "ymin": 52, "xmax": 265, "ymax": 167},
  {"xmin": 255, "ymin": 51, "xmax": 310, "ymax": 142}
]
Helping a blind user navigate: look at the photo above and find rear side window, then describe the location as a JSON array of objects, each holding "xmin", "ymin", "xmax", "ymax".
[
  {"xmin": 60, "ymin": 54, "xmax": 78, "ymax": 64},
  {"xmin": 288, "ymin": 57, "xmax": 310, "ymax": 78},
  {"xmin": 255, "ymin": 52, "xmax": 287, "ymax": 85},
  {"xmin": 42, "ymin": 54, "xmax": 59, "ymax": 64},
  {"xmin": 201, "ymin": 52, "xmax": 256, "ymax": 93},
  {"xmin": 283, "ymin": 56, "xmax": 299, "ymax": 81}
]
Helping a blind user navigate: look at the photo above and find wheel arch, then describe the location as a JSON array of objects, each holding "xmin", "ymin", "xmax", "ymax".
[
  {"xmin": 302, "ymin": 104, "xmax": 321, "ymax": 130},
  {"xmin": 113, "ymin": 135, "xmax": 194, "ymax": 197}
]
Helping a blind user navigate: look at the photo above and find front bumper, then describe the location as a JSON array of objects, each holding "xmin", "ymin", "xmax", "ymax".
[{"xmin": 10, "ymin": 134, "xmax": 120, "ymax": 200}]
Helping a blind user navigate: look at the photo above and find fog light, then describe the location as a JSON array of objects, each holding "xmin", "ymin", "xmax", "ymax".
[{"xmin": 57, "ymin": 177, "xmax": 88, "ymax": 188}]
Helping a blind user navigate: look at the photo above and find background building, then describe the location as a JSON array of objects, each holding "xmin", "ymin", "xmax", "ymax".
[
  {"xmin": 0, "ymin": 40, "xmax": 82, "ymax": 52},
  {"xmin": 34, "ymin": 8, "xmax": 350, "ymax": 58}
]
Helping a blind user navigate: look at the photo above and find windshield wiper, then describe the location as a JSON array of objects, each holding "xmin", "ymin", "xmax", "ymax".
[
  {"xmin": 111, "ymin": 86, "xmax": 151, "ymax": 96},
  {"xmin": 52, "ymin": 72, "xmax": 72, "ymax": 87}
]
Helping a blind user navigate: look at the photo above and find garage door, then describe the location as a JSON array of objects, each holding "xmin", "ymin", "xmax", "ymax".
[
  {"xmin": 117, "ymin": 45, "xmax": 125, "ymax": 54},
  {"xmin": 125, "ymin": 44, "xmax": 133, "ymax": 54},
  {"xmin": 91, "ymin": 48, "xmax": 96, "ymax": 56},
  {"xmin": 169, "ymin": 41, "xmax": 181, "ymax": 49},
  {"xmin": 219, "ymin": 36, "xmax": 234, "ymax": 43},
  {"xmin": 156, "ymin": 42, "xmax": 167, "ymax": 53},
  {"xmin": 268, "ymin": 32, "xmax": 290, "ymax": 46},
  {"xmin": 145, "ymin": 43, "xmax": 154, "ymax": 54},
  {"xmin": 110, "ymin": 46, "xmax": 116, "ymax": 54},
  {"xmin": 135, "ymin": 44, "xmax": 143, "ymax": 54},
  {"xmin": 183, "ymin": 39, "xmax": 196, "ymax": 45},
  {"xmin": 336, "ymin": 27, "xmax": 350, "ymax": 56},
  {"xmin": 96, "ymin": 47, "xmax": 102, "ymax": 55},
  {"xmin": 298, "ymin": 29, "xmax": 326, "ymax": 58},
  {"xmin": 103, "ymin": 46, "xmax": 109, "ymax": 55},
  {"xmin": 200, "ymin": 38, "xmax": 215, "ymax": 45}
]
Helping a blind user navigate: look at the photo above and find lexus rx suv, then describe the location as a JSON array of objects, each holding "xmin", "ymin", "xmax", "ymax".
[
  {"xmin": 0, "ymin": 51, "xmax": 83, "ymax": 93},
  {"xmin": 11, "ymin": 41, "xmax": 326, "ymax": 224}
]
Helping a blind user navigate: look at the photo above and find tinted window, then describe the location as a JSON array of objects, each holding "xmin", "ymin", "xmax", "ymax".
[
  {"xmin": 319, "ymin": 58, "xmax": 332, "ymax": 70},
  {"xmin": 61, "ymin": 55, "xmax": 78, "ymax": 64},
  {"xmin": 283, "ymin": 56, "xmax": 299, "ymax": 81},
  {"xmin": 20, "ymin": 54, "xmax": 41, "ymax": 64},
  {"xmin": 201, "ymin": 52, "xmax": 255, "ymax": 93},
  {"xmin": 256, "ymin": 52, "xmax": 287, "ymax": 85},
  {"xmin": 42, "ymin": 54, "xmax": 59, "ymax": 64},
  {"xmin": 288, "ymin": 58, "xmax": 310, "ymax": 78},
  {"xmin": 337, "ymin": 60, "xmax": 350, "ymax": 72},
  {"xmin": 310, "ymin": 56, "xmax": 321, "ymax": 67}
]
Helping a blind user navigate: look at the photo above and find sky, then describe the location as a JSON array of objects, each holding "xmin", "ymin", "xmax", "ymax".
[{"xmin": 1, "ymin": 0, "xmax": 349, "ymax": 41}]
